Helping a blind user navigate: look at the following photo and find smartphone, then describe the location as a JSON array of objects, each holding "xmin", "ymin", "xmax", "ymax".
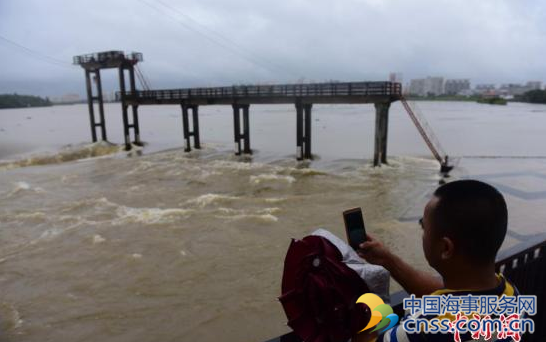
[{"xmin": 343, "ymin": 207, "xmax": 368, "ymax": 250}]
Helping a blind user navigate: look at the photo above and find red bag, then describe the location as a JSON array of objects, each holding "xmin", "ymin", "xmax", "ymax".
[{"xmin": 279, "ymin": 235, "xmax": 371, "ymax": 342}]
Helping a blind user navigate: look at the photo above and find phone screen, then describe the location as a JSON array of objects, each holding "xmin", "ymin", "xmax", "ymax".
[{"xmin": 343, "ymin": 208, "xmax": 367, "ymax": 250}]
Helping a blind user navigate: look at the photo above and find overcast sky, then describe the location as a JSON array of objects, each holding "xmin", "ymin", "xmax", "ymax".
[{"xmin": 1, "ymin": 0, "xmax": 545, "ymax": 97}]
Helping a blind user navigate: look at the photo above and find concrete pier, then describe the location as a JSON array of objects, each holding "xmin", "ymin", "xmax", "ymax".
[
  {"xmin": 119, "ymin": 66, "xmax": 141, "ymax": 150},
  {"xmin": 74, "ymin": 51, "xmax": 143, "ymax": 150},
  {"xmin": 296, "ymin": 102, "xmax": 312, "ymax": 160},
  {"xmin": 373, "ymin": 102, "xmax": 390, "ymax": 166},
  {"xmin": 181, "ymin": 104, "xmax": 200, "ymax": 152},
  {"xmin": 232, "ymin": 104, "xmax": 251, "ymax": 155},
  {"xmin": 84, "ymin": 69, "xmax": 107, "ymax": 142}
]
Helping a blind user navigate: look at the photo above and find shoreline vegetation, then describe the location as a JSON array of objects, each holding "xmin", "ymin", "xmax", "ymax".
[
  {"xmin": 513, "ymin": 89, "xmax": 546, "ymax": 104},
  {"xmin": 476, "ymin": 97, "xmax": 507, "ymax": 105},
  {"xmin": 0, "ymin": 94, "xmax": 52, "ymax": 109},
  {"xmin": 408, "ymin": 89, "xmax": 546, "ymax": 105}
]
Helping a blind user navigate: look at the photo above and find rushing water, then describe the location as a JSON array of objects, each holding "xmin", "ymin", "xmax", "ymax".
[{"xmin": 1, "ymin": 101, "xmax": 546, "ymax": 342}]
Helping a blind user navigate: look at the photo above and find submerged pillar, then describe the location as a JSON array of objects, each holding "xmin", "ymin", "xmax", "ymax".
[
  {"xmin": 128, "ymin": 66, "xmax": 141, "ymax": 145},
  {"xmin": 75, "ymin": 51, "xmax": 145, "ymax": 148},
  {"xmin": 232, "ymin": 104, "xmax": 251, "ymax": 155},
  {"xmin": 94, "ymin": 70, "xmax": 107, "ymax": 141},
  {"xmin": 181, "ymin": 104, "xmax": 201, "ymax": 152},
  {"xmin": 373, "ymin": 102, "xmax": 390, "ymax": 166},
  {"xmin": 295, "ymin": 101, "xmax": 312, "ymax": 160},
  {"xmin": 84, "ymin": 69, "xmax": 108, "ymax": 142},
  {"xmin": 118, "ymin": 67, "xmax": 131, "ymax": 150},
  {"xmin": 192, "ymin": 105, "xmax": 201, "ymax": 149},
  {"xmin": 84, "ymin": 70, "xmax": 97, "ymax": 142},
  {"xmin": 118, "ymin": 66, "xmax": 143, "ymax": 150}
]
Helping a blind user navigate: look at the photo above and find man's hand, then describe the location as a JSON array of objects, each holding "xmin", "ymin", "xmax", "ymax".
[
  {"xmin": 357, "ymin": 234, "xmax": 394, "ymax": 268},
  {"xmin": 357, "ymin": 233, "xmax": 443, "ymax": 297}
]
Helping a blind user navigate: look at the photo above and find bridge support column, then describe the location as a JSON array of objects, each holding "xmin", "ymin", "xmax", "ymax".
[
  {"xmin": 296, "ymin": 102, "xmax": 312, "ymax": 160},
  {"xmin": 118, "ymin": 66, "xmax": 141, "ymax": 150},
  {"xmin": 232, "ymin": 104, "xmax": 251, "ymax": 155},
  {"xmin": 181, "ymin": 104, "xmax": 201, "ymax": 152},
  {"xmin": 373, "ymin": 102, "xmax": 390, "ymax": 166},
  {"xmin": 84, "ymin": 69, "xmax": 107, "ymax": 142},
  {"xmin": 128, "ymin": 66, "xmax": 142, "ymax": 146}
]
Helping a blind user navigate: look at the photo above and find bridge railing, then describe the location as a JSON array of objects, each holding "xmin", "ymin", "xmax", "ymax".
[
  {"xmin": 116, "ymin": 81, "xmax": 401, "ymax": 102},
  {"xmin": 73, "ymin": 51, "xmax": 143, "ymax": 65}
]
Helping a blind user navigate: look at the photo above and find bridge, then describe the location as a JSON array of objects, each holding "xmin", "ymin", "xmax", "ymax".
[{"xmin": 74, "ymin": 50, "xmax": 451, "ymax": 170}]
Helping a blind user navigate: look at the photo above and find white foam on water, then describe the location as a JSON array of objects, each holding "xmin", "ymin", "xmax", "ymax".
[
  {"xmin": 113, "ymin": 206, "xmax": 193, "ymax": 225},
  {"xmin": 180, "ymin": 250, "xmax": 187, "ymax": 256},
  {"xmin": 58, "ymin": 197, "xmax": 118, "ymax": 216},
  {"xmin": 1, "ymin": 303, "xmax": 23, "ymax": 330},
  {"xmin": 30, "ymin": 226, "xmax": 74, "ymax": 245},
  {"xmin": 186, "ymin": 193, "xmax": 241, "ymax": 207},
  {"xmin": 131, "ymin": 253, "xmax": 143, "ymax": 259},
  {"xmin": 216, "ymin": 207, "xmax": 280, "ymax": 215},
  {"xmin": 125, "ymin": 161, "xmax": 156, "ymax": 175},
  {"xmin": 285, "ymin": 167, "xmax": 327, "ymax": 176},
  {"xmin": 14, "ymin": 181, "xmax": 30, "ymax": 190},
  {"xmin": 0, "ymin": 141, "xmax": 122, "ymax": 170},
  {"xmin": 210, "ymin": 160, "xmax": 279, "ymax": 171},
  {"xmin": 92, "ymin": 234, "xmax": 106, "ymax": 244},
  {"xmin": 3, "ymin": 181, "xmax": 45, "ymax": 199},
  {"xmin": 217, "ymin": 213, "xmax": 279, "ymax": 223},
  {"xmin": 1, "ymin": 211, "xmax": 47, "ymax": 222},
  {"xmin": 214, "ymin": 207, "xmax": 280, "ymax": 222},
  {"xmin": 249, "ymin": 174, "xmax": 296, "ymax": 184},
  {"xmin": 263, "ymin": 197, "xmax": 288, "ymax": 203}
]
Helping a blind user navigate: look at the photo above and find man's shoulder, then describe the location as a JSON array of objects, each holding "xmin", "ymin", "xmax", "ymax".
[{"xmin": 377, "ymin": 275, "xmax": 520, "ymax": 342}]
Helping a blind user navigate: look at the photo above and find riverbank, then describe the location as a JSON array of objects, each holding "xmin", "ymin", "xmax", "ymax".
[{"xmin": 0, "ymin": 94, "xmax": 52, "ymax": 109}]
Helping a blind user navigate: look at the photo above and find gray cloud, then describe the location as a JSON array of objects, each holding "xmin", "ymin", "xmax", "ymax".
[{"xmin": 1, "ymin": 0, "xmax": 545, "ymax": 97}]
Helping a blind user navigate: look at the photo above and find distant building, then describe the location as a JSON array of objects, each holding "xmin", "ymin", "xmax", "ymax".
[
  {"xmin": 444, "ymin": 79, "xmax": 470, "ymax": 95},
  {"xmin": 499, "ymin": 83, "xmax": 533, "ymax": 96},
  {"xmin": 53, "ymin": 93, "xmax": 81, "ymax": 104},
  {"xmin": 426, "ymin": 77, "xmax": 444, "ymax": 96},
  {"xmin": 474, "ymin": 84, "xmax": 496, "ymax": 96},
  {"xmin": 389, "ymin": 72, "xmax": 403, "ymax": 83},
  {"xmin": 409, "ymin": 79, "xmax": 426, "ymax": 96},
  {"xmin": 408, "ymin": 77, "xmax": 444, "ymax": 96},
  {"xmin": 475, "ymin": 84, "xmax": 496, "ymax": 91},
  {"xmin": 526, "ymin": 81, "xmax": 542, "ymax": 91}
]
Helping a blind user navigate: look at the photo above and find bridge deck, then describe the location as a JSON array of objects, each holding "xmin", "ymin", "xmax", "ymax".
[{"xmin": 119, "ymin": 81, "xmax": 402, "ymax": 105}]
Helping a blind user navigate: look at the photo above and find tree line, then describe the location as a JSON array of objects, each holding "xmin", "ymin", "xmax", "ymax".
[
  {"xmin": 514, "ymin": 89, "xmax": 546, "ymax": 104},
  {"xmin": 0, "ymin": 94, "xmax": 52, "ymax": 109}
]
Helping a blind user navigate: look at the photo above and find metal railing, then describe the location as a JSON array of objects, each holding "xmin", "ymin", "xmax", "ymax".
[
  {"xmin": 116, "ymin": 81, "xmax": 402, "ymax": 102},
  {"xmin": 73, "ymin": 51, "xmax": 143, "ymax": 65},
  {"xmin": 265, "ymin": 235, "xmax": 546, "ymax": 342}
]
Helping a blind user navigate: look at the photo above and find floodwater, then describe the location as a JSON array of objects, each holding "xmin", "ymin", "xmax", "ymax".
[{"xmin": 1, "ymin": 101, "xmax": 546, "ymax": 342}]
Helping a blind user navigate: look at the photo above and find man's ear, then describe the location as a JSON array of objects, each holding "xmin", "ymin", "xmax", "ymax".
[{"xmin": 440, "ymin": 236, "xmax": 455, "ymax": 260}]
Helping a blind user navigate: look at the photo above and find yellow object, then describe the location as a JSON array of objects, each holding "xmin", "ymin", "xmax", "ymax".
[{"xmin": 356, "ymin": 293, "xmax": 384, "ymax": 331}]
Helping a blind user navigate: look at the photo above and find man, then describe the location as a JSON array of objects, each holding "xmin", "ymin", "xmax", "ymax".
[{"xmin": 354, "ymin": 179, "xmax": 519, "ymax": 342}]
